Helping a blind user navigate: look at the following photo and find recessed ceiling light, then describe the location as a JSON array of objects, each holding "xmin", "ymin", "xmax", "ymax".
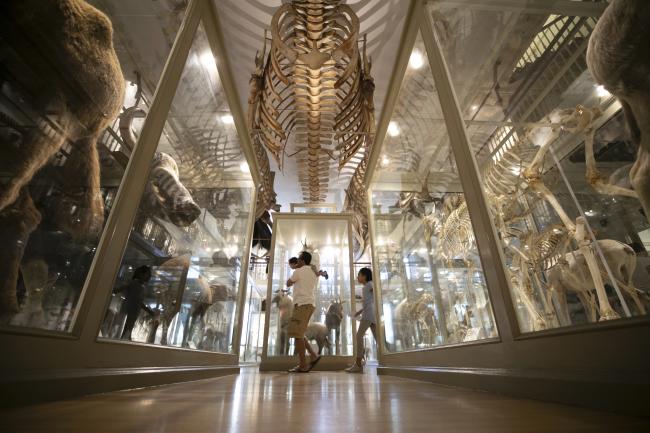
[
  {"xmin": 595, "ymin": 84, "xmax": 611, "ymax": 98},
  {"xmin": 240, "ymin": 161, "xmax": 249, "ymax": 173},
  {"xmin": 471, "ymin": 104, "xmax": 479, "ymax": 111},
  {"xmin": 221, "ymin": 114, "xmax": 234, "ymax": 124},
  {"xmin": 409, "ymin": 50, "xmax": 424, "ymax": 69},
  {"xmin": 381, "ymin": 156, "xmax": 390, "ymax": 166},
  {"xmin": 199, "ymin": 50, "xmax": 217, "ymax": 70},
  {"xmin": 387, "ymin": 121, "xmax": 400, "ymax": 137}
]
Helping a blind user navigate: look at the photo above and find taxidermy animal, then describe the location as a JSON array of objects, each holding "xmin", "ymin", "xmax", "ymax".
[
  {"xmin": 325, "ymin": 299, "xmax": 344, "ymax": 352},
  {"xmin": 272, "ymin": 291, "xmax": 294, "ymax": 355},
  {"xmin": 0, "ymin": 0, "xmax": 124, "ymax": 317},
  {"xmin": 9, "ymin": 259, "xmax": 58, "ymax": 328},
  {"xmin": 394, "ymin": 298, "xmax": 418, "ymax": 349},
  {"xmin": 305, "ymin": 322, "xmax": 331, "ymax": 355},
  {"xmin": 587, "ymin": 0, "xmax": 650, "ymax": 221},
  {"xmin": 142, "ymin": 152, "xmax": 201, "ymax": 227},
  {"xmin": 119, "ymin": 107, "xmax": 201, "ymax": 227}
]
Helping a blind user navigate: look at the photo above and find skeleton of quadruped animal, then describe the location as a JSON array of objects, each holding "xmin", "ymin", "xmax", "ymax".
[
  {"xmin": 249, "ymin": 0, "xmax": 375, "ymax": 251},
  {"xmin": 424, "ymin": 107, "xmax": 645, "ymax": 328}
]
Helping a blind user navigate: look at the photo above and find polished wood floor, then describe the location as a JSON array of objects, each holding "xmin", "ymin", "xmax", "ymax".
[{"xmin": 1, "ymin": 367, "xmax": 647, "ymax": 433}]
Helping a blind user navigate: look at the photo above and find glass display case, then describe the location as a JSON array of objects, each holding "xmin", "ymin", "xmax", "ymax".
[
  {"xmin": 97, "ymin": 22, "xmax": 255, "ymax": 353},
  {"xmin": 0, "ymin": 0, "xmax": 183, "ymax": 332},
  {"xmin": 260, "ymin": 213, "xmax": 355, "ymax": 370},
  {"xmin": 368, "ymin": 32, "xmax": 498, "ymax": 353},
  {"xmin": 239, "ymin": 257, "xmax": 268, "ymax": 363},
  {"xmin": 427, "ymin": 2, "xmax": 650, "ymax": 332}
]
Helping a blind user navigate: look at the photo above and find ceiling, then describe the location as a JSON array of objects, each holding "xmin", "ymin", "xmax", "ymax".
[{"xmin": 92, "ymin": 0, "xmax": 408, "ymax": 211}]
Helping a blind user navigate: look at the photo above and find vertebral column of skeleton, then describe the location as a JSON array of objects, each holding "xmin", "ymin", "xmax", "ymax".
[{"xmin": 260, "ymin": 0, "xmax": 366, "ymax": 202}]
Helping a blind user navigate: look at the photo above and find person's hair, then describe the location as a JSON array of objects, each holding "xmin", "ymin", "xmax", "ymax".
[
  {"xmin": 288, "ymin": 257, "xmax": 298, "ymax": 264},
  {"xmin": 299, "ymin": 251, "xmax": 312, "ymax": 265},
  {"xmin": 133, "ymin": 265, "xmax": 151, "ymax": 280},
  {"xmin": 358, "ymin": 267, "xmax": 372, "ymax": 282}
]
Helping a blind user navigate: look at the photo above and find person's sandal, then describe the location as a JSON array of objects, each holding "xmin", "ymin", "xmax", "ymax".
[
  {"xmin": 288, "ymin": 365, "xmax": 310, "ymax": 373},
  {"xmin": 345, "ymin": 364, "xmax": 363, "ymax": 373}
]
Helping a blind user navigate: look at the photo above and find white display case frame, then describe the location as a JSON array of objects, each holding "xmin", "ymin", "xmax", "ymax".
[{"xmin": 259, "ymin": 213, "xmax": 357, "ymax": 371}]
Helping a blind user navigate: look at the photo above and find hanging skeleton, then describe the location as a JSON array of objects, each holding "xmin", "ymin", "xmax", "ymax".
[{"xmin": 249, "ymin": 0, "xmax": 375, "ymax": 234}]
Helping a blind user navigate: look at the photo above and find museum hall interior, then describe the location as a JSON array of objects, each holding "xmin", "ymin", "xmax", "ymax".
[{"xmin": 1, "ymin": 0, "xmax": 649, "ymax": 431}]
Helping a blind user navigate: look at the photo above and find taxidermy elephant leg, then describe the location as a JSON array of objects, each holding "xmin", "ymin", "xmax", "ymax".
[
  {"xmin": 0, "ymin": 189, "xmax": 41, "ymax": 320},
  {"xmin": 0, "ymin": 114, "xmax": 73, "ymax": 212},
  {"xmin": 53, "ymin": 133, "xmax": 104, "ymax": 239}
]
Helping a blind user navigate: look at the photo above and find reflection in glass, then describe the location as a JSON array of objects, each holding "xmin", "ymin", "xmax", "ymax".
[
  {"xmin": 239, "ymin": 257, "xmax": 268, "ymax": 363},
  {"xmin": 99, "ymin": 23, "xmax": 254, "ymax": 353},
  {"xmin": 427, "ymin": 3, "xmax": 650, "ymax": 332},
  {"xmin": 369, "ymin": 33, "xmax": 497, "ymax": 353},
  {"xmin": 0, "ymin": 1, "xmax": 182, "ymax": 331}
]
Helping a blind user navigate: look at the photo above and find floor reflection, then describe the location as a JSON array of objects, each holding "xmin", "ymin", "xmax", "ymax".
[{"xmin": 2, "ymin": 366, "xmax": 647, "ymax": 433}]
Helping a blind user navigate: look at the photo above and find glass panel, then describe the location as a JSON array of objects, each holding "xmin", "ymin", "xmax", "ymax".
[
  {"xmin": 239, "ymin": 256, "xmax": 268, "ymax": 363},
  {"xmin": 369, "ymin": 32, "xmax": 498, "ymax": 353},
  {"xmin": 98, "ymin": 23, "xmax": 254, "ymax": 353},
  {"xmin": 0, "ymin": 1, "xmax": 182, "ymax": 331},
  {"xmin": 290, "ymin": 203, "xmax": 338, "ymax": 214},
  {"xmin": 266, "ymin": 216, "xmax": 353, "ymax": 357},
  {"xmin": 428, "ymin": 2, "xmax": 650, "ymax": 332}
]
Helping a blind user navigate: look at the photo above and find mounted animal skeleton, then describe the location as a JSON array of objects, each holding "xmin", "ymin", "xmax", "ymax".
[{"xmin": 248, "ymin": 0, "xmax": 375, "ymax": 257}]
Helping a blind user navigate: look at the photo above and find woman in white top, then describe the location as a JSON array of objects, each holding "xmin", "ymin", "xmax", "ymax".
[{"xmin": 346, "ymin": 267, "xmax": 377, "ymax": 373}]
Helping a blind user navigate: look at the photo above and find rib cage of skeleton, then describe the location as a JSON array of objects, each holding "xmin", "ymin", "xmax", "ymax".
[{"xmin": 249, "ymin": 0, "xmax": 375, "ymax": 204}]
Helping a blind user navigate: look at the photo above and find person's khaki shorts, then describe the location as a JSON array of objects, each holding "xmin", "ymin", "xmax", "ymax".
[{"xmin": 287, "ymin": 304, "xmax": 315, "ymax": 338}]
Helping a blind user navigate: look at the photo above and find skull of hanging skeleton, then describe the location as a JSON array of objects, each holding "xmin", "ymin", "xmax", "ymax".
[{"xmin": 250, "ymin": 0, "xmax": 375, "ymax": 202}]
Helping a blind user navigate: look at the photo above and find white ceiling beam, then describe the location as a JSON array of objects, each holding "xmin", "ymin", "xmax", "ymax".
[{"xmin": 427, "ymin": 0, "xmax": 607, "ymax": 18}]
